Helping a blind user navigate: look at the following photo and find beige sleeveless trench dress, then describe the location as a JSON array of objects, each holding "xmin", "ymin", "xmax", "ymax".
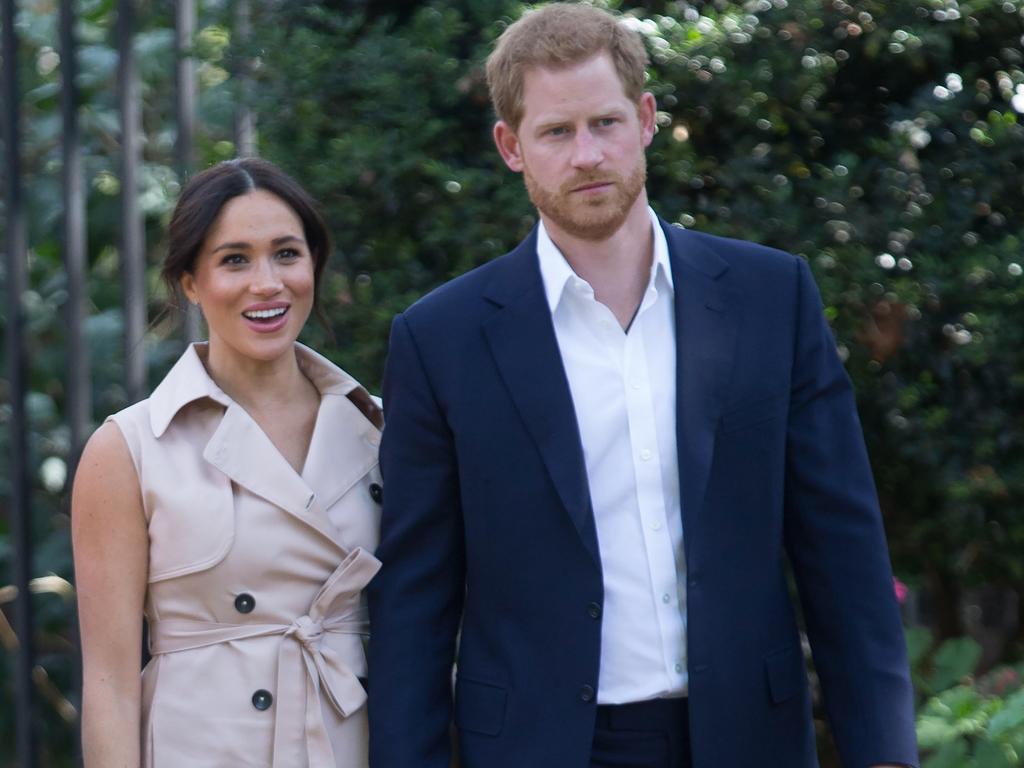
[{"xmin": 108, "ymin": 343, "xmax": 383, "ymax": 768}]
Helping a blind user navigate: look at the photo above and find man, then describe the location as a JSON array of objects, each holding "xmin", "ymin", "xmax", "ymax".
[{"xmin": 367, "ymin": 4, "xmax": 918, "ymax": 767}]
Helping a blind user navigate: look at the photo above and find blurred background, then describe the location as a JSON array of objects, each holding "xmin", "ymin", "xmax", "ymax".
[{"xmin": 1, "ymin": 0, "xmax": 1024, "ymax": 765}]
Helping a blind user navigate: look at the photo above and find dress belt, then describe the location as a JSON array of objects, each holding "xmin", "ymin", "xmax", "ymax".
[{"xmin": 148, "ymin": 547, "xmax": 382, "ymax": 768}]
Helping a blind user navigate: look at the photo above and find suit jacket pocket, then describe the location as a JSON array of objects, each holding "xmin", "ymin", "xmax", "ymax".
[
  {"xmin": 764, "ymin": 644, "xmax": 805, "ymax": 705},
  {"xmin": 719, "ymin": 391, "xmax": 788, "ymax": 434},
  {"xmin": 455, "ymin": 677, "xmax": 507, "ymax": 737}
]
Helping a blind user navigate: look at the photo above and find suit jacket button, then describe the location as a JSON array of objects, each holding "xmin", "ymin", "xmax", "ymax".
[
  {"xmin": 586, "ymin": 602, "xmax": 601, "ymax": 620},
  {"xmin": 234, "ymin": 593, "xmax": 255, "ymax": 614},
  {"xmin": 251, "ymin": 689, "xmax": 273, "ymax": 711},
  {"xmin": 580, "ymin": 684, "xmax": 595, "ymax": 702},
  {"xmin": 369, "ymin": 482, "xmax": 383, "ymax": 504}
]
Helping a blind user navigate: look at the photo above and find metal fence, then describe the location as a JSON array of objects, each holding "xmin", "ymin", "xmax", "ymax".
[{"xmin": 1, "ymin": 1, "xmax": 253, "ymax": 763}]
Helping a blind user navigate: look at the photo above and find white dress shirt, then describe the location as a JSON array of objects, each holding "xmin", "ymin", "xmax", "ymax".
[{"xmin": 537, "ymin": 207, "xmax": 687, "ymax": 704}]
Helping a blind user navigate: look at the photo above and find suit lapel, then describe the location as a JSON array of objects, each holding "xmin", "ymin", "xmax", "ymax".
[
  {"xmin": 665, "ymin": 223, "xmax": 738, "ymax": 562},
  {"xmin": 481, "ymin": 234, "xmax": 600, "ymax": 568}
]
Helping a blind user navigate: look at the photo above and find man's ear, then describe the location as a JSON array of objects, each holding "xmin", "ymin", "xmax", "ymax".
[
  {"xmin": 638, "ymin": 92, "xmax": 657, "ymax": 148},
  {"xmin": 493, "ymin": 121, "xmax": 525, "ymax": 173}
]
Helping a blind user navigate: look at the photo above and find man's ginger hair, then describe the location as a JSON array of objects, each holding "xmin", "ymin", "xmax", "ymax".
[{"xmin": 485, "ymin": 3, "xmax": 650, "ymax": 131}]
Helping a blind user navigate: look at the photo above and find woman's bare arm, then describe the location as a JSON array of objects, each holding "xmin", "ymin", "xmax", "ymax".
[{"xmin": 72, "ymin": 422, "xmax": 148, "ymax": 768}]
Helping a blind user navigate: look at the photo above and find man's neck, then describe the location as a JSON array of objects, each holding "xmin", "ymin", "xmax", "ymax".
[{"xmin": 543, "ymin": 193, "xmax": 654, "ymax": 330}]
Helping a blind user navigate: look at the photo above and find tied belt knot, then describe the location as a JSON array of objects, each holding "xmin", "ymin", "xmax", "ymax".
[
  {"xmin": 289, "ymin": 614, "xmax": 324, "ymax": 651},
  {"xmin": 147, "ymin": 547, "xmax": 381, "ymax": 768}
]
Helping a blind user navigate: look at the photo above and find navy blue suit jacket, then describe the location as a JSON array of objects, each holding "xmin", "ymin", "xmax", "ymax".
[{"xmin": 368, "ymin": 220, "xmax": 919, "ymax": 768}]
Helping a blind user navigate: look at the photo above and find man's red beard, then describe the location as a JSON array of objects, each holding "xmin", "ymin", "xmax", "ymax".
[{"xmin": 524, "ymin": 157, "xmax": 647, "ymax": 242}]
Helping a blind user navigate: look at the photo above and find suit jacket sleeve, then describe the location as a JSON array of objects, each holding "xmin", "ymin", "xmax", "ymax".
[
  {"xmin": 783, "ymin": 257, "xmax": 919, "ymax": 767},
  {"xmin": 368, "ymin": 312, "xmax": 465, "ymax": 768}
]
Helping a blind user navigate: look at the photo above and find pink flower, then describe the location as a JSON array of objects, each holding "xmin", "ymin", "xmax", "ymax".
[{"xmin": 893, "ymin": 577, "xmax": 908, "ymax": 605}]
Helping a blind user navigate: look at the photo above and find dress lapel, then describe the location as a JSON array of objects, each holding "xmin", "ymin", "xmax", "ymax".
[
  {"xmin": 665, "ymin": 223, "xmax": 738, "ymax": 562},
  {"xmin": 481, "ymin": 233, "xmax": 600, "ymax": 569},
  {"xmin": 154, "ymin": 342, "xmax": 378, "ymax": 552},
  {"xmin": 203, "ymin": 401, "xmax": 347, "ymax": 551},
  {"xmin": 301, "ymin": 393, "xmax": 380, "ymax": 511}
]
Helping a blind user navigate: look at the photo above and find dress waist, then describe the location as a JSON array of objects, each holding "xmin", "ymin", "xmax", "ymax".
[{"xmin": 148, "ymin": 546, "xmax": 381, "ymax": 768}]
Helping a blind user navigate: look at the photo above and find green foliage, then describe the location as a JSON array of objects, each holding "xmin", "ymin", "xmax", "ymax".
[{"xmin": 911, "ymin": 631, "xmax": 1024, "ymax": 765}]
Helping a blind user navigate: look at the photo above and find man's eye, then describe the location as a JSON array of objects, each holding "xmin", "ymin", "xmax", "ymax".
[{"xmin": 547, "ymin": 126, "xmax": 568, "ymax": 137}]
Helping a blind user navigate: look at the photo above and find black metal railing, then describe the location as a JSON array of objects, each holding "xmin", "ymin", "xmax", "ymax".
[{"xmin": 3, "ymin": 0, "xmax": 38, "ymax": 763}]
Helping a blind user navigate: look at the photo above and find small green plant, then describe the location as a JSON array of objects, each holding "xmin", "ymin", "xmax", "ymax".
[{"xmin": 909, "ymin": 628, "xmax": 1024, "ymax": 767}]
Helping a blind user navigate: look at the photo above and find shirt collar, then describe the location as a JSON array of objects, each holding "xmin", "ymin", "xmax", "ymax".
[
  {"xmin": 536, "ymin": 206, "xmax": 674, "ymax": 314},
  {"xmin": 148, "ymin": 341, "xmax": 367, "ymax": 438}
]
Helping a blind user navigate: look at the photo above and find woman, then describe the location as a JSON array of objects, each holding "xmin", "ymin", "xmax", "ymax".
[{"xmin": 72, "ymin": 158, "xmax": 383, "ymax": 767}]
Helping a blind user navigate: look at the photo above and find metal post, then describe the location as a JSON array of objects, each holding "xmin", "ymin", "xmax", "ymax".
[
  {"xmin": 234, "ymin": 0, "xmax": 256, "ymax": 157},
  {"xmin": 175, "ymin": 0, "xmax": 201, "ymax": 342},
  {"xmin": 61, "ymin": 0, "xmax": 90, "ymax": 469},
  {"xmin": 176, "ymin": 0, "xmax": 201, "ymax": 342},
  {"xmin": 118, "ymin": 0, "xmax": 146, "ymax": 401},
  {"xmin": 175, "ymin": 0, "xmax": 201, "ymax": 341},
  {"xmin": 60, "ymin": 3, "xmax": 88, "ymax": 763},
  {"xmin": 2, "ymin": 0, "xmax": 39, "ymax": 764}
]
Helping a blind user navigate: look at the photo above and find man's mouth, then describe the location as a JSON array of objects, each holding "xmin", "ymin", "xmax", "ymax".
[{"xmin": 570, "ymin": 179, "xmax": 615, "ymax": 194}]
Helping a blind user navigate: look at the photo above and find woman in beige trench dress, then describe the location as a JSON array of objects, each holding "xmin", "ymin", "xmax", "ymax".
[{"xmin": 72, "ymin": 158, "xmax": 383, "ymax": 767}]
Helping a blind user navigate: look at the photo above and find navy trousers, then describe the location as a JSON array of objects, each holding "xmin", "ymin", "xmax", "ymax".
[{"xmin": 590, "ymin": 698, "xmax": 691, "ymax": 768}]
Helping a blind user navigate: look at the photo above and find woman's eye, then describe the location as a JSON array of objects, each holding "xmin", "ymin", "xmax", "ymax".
[
  {"xmin": 277, "ymin": 248, "xmax": 301, "ymax": 260},
  {"xmin": 221, "ymin": 253, "xmax": 247, "ymax": 266}
]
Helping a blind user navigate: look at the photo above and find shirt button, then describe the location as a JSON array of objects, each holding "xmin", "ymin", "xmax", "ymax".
[
  {"xmin": 640, "ymin": 449, "xmax": 653, "ymax": 461},
  {"xmin": 251, "ymin": 689, "xmax": 273, "ymax": 711},
  {"xmin": 586, "ymin": 602, "xmax": 602, "ymax": 620},
  {"xmin": 369, "ymin": 483, "xmax": 383, "ymax": 504},
  {"xmin": 675, "ymin": 663, "xmax": 684, "ymax": 674},
  {"xmin": 234, "ymin": 593, "xmax": 255, "ymax": 614},
  {"xmin": 580, "ymin": 684, "xmax": 595, "ymax": 702},
  {"xmin": 631, "ymin": 380, "xmax": 642, "ymax": 390},
  {"xmin": 651, "ymin": 520, "xmax": 663, "ymax": 531},
  {"xmin": 662, "ymin": 593, "xmax": 672, "ymax": 604}
]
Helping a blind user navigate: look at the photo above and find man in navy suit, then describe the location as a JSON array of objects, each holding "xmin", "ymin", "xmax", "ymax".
[{"xmin": 367, "ymin": 4, "xmax": 918, "ymax": 767}]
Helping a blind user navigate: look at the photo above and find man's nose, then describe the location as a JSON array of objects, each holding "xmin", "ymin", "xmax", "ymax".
[{"xmin": 570, "ymin": 129, "xmax": 603, "ymax": 169}]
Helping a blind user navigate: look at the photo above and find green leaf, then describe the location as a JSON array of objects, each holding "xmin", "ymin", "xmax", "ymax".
[
  {"xmin": 989, "ymin": 690, "xmax": 1024, "ymax": 740},
  {"xmin": 929, "ymin": 637, "xmax": 983, "ymax": 692}
]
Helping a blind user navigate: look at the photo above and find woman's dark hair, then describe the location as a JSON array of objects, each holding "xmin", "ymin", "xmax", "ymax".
[{"xmin": 163, "ymin": 158, "xmax": 332, "ymax": 324}]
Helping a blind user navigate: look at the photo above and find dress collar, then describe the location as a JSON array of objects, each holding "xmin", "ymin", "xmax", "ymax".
[{"xmin": 148, "ymin": 342, "xmax": 379, "ymax": 438}]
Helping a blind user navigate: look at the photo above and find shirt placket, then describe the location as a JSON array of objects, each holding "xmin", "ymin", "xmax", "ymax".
[{"xmin": 624, "ymin": 289, "xmax": 687, "ymax": 686}]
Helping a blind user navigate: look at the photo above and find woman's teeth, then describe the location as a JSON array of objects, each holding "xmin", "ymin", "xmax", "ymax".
[{"xmin": 243, "ymin": 307, "xmax": 287, "ymax": 320}]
